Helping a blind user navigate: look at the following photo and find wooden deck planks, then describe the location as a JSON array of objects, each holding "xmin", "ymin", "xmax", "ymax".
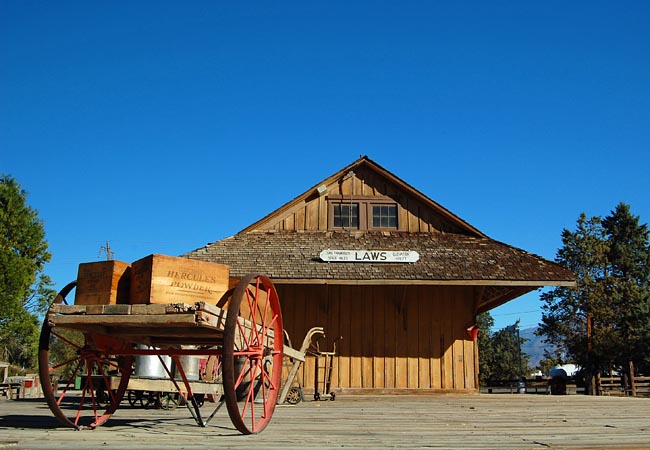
[{"xmin": 2, "ymin": 394, "xmax": 649, "ymax": 449}]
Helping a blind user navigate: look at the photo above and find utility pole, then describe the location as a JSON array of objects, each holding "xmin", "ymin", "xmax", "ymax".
[
  {"xmin": 587, "ymin": 312, "xmax": 596, "ymax": 395},
  {"xmin": 98, "ymin": 241, "xmax": 114, "ymax": 261},
  {"xmin": 510, "ymin": 319, "xmax": 526, "ymax": 394},
  {"xmin": 515, "ymin": 319, "xmax": 523, "ymax": 380}
]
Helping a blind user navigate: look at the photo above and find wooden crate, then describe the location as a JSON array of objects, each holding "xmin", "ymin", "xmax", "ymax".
[
  {"xmin": 74, "ymin": 260, "xmax": 131, "ymax": 305},
  {"xmin": 130, "ymin": 254, "xmax": 230, "ymax": 305}
]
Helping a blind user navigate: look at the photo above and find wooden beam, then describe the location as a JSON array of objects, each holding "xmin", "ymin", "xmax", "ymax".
[
  {"xmin": 476, "ymin": 286, "xmax": 536, "ymax": 314},
  {"xmin": 271, "ymin": 278, "xmax": 576, "ymax": 287}
]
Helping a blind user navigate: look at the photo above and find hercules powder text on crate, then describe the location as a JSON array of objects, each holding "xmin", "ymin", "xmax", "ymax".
[{"xmin": 129, "ymin": 254, "xmax": 230, "ymax": 305}]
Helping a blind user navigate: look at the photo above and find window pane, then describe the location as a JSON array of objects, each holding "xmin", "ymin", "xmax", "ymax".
[
  {"xmin": 350, "ymin": 205, "xmax": 358, "ymax": 227},
  {"xmin": 388, "ymin": 205, "xmax": 397, "ymax": 227},
  {"xmin": 388, "ymin": 206, "xmax": 397, "ymax": 228},
  {"xmin": 372, "ymin": 205, "xmax": 397, "ymax": 229},
  {"xmin": 334, "ymin": 204, "xmax": 359, "ymax": 228}
]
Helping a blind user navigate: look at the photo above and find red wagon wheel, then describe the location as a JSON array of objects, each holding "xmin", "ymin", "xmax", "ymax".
[
  {"xmin": 38, "ymin": 282, "xmax": 134, "ymax": 429},
  {"xmin": 222, "ymin": 274, "xmax": 284, "ymax": 434}
]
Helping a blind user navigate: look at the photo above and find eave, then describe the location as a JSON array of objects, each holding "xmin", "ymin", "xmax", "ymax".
[{"xmin": 269, "ymin": 278, "xmax": 576, "ymax": 287}]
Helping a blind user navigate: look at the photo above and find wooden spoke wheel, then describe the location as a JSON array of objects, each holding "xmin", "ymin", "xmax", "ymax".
[
  {"xmin": 127, "ymin": 390, "xmax": 145, "ymax": 408},
  {"xmin": 127, "ymin": 390, "xmax": 159, "ymax": 409},
  {"xmin": 286, "ymin": 386, "xmax": 303, "ymax": 405},
  {"xmin": 222, "ymin": 274, "xmax": 283, "ymax": 434},
  {"xmin": 157, "ymin": 391, "xmax": 180, "ymax": 410},
  {"xmin": 38, "ymin": 282, "xmax": 133, "ymax": 429}
]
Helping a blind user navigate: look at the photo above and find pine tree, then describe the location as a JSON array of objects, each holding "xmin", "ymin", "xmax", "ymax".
[
  {"xmin": 602, "ymin": 203, "xmax": 650, "ymax": 373},
  {"xmin": 539, "ymin": 203, "xmax": 650, "ymax": 392},
  {"xmin": 477, "ymin": 312, "xmax": 530, "ymax": 384},
  {"xmin": 0, "ymin": 174, "xmax": 56, "ymax": 367},
  {"xmin": 539, "ymin": 214, "xmax": 610, "ymax": 387},
  {"xmin": 477, "ymin": 312, "xmax": 495, "ymax": 384},
  {"xmin": 490, "ymin": 322, "xmax": 530, "ymax": 381}
]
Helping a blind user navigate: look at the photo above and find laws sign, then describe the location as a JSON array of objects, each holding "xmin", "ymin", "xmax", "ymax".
[{"xmin": 319, "ymin": 249, "xmax": 420, "ymax": 263}]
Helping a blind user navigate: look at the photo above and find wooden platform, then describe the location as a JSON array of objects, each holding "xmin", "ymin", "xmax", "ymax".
[{"xmin": 1, "ymin": 394, "xmax": 649, "ymax": 449}]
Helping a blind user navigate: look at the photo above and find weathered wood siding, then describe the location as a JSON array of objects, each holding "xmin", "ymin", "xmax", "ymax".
[
  {"xmin": 262, "ymin": 165, "xmax": 466, "ymax": 234},
  {"xmin": 277, "ymin": 284, "xmax": 478, "ymax": 392}
]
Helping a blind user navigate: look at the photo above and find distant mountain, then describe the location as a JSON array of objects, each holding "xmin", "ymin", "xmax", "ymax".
[{"xmin": 520, "ymin": 326, "xmax": 555, "ymax": 368}]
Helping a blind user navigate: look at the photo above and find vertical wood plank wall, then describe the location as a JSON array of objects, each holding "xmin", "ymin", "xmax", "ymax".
[
  {"xmin": 277, "ymin": 284, "xmax": 478, "ymax": 392},
  {"xmin": 261, "ymin": 166, "xmax": 467, "ymax": 234}
]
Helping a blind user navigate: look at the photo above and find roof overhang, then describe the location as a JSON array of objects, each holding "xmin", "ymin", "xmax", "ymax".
[
  {"xmin": 270, "ymin": 278, "xmax": 576, "ymax": 287},
  {"xmin": 268, "ymin": 277, "xmax": 575, "ymax": 314}
]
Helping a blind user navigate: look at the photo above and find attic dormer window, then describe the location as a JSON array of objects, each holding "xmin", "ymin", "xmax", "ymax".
[{"xmin": 328, "ymin": 196, "xmax": 399, "ymax": 230}]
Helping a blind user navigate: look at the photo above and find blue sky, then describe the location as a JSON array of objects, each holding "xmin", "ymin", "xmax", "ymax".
[{"xmin": 2, "ymin": 1, "xmax": 649, "ymax": 330}]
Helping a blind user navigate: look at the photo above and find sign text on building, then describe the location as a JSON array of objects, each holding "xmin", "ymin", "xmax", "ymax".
[{"xmin": 319, "ymin": 249, "xmax": 419, "ymax": 263}]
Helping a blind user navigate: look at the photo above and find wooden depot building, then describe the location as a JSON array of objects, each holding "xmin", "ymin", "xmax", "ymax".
[{"xmin": 184, "ymin": 156, "xmax": 575, "ymax": 394}]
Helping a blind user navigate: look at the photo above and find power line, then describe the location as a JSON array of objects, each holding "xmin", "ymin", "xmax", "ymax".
[{"xmin": 492, "ymin": 309, "xmax": 540, "ymax": 316}]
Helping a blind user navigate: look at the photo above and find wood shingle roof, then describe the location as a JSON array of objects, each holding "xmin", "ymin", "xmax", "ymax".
[{"xmin": 185, "ymin": 230, "xmax": 574, "ymax": 286}]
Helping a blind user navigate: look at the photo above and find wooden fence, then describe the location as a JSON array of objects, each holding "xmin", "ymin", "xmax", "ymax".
[
  {"xmin": 598, "ymin": 375, "xmax": 650, "ymax": 397},
  {"xmin": 482, "ymin": 378, "xmax": 582, "ymax": 395}
]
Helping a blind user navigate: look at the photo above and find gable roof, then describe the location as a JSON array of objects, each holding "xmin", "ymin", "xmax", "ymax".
[
  {"xmin": 184, "ymin": 156, "xmax": 575, "ymax": 312},
  {"xmin": 240, "ymin": 155, "xmax": 486, "ymax": 237}
]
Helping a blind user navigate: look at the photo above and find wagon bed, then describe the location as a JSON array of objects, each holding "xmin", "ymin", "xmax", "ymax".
[{"xmin": 48, "ymin": 302, "xmax": 229, "ymax": 345}]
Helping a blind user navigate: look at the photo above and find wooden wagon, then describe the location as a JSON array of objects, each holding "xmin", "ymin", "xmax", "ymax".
[{"xmin": 38, "ymin": 256, "xmax": 290, "ymax": 435}]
